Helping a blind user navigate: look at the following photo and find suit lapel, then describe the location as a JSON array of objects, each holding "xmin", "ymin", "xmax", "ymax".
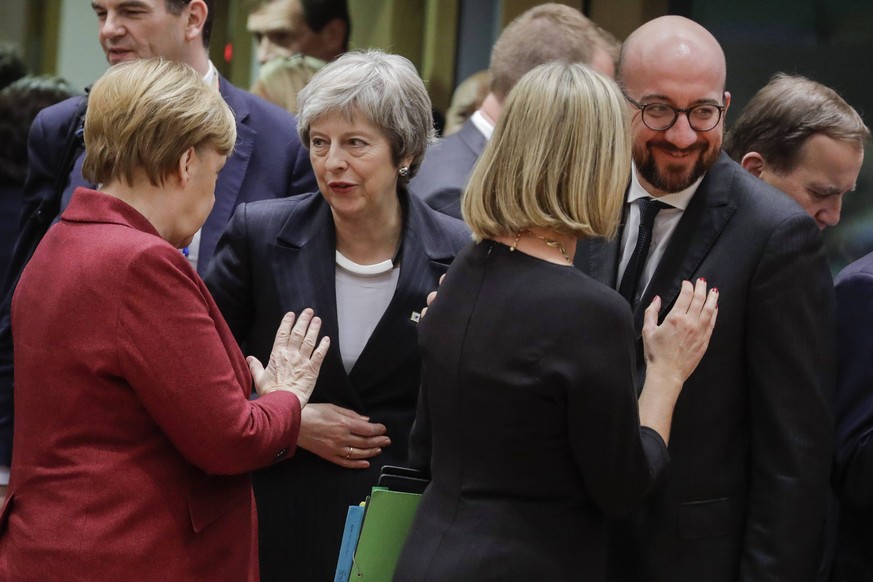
[
  {"xmin": 270, "ymin": 195, "xmax": 360, "ymax": 407},
  {"xmin": 198, "ymin": 78, "xmax": 255, "ymax": 275},
  {"xmin": 348, "ymin": 193, "xmax": 455, "ymax": 396},
  {"xmin": 633, "ymin": 154, "xmax": 737, "ymax": 330}
]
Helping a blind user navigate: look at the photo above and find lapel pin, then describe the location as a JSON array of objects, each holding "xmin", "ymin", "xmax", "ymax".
[{"xmin": 410, "ymin": 311, "xmax": 421, "ymax": 323}]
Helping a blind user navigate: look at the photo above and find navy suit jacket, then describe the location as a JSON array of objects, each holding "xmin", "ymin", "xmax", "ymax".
[
  {"xmin": 0, "ymin": 76, "xmax": 316, "ymax": 466},
  {"xmin": 831, "ymin": 252, "xmax": 873, "ymax": 580},
  {"xmin": 204, "ymin": 188, "xmax": 470, "ymax": 581},
  {"xmin": 409, "ymin": 118, "xmax": 486, "ymax": 219},
  {"xmin": 575, "ymin": 152, "xmax": 835, "ymax": 582}
]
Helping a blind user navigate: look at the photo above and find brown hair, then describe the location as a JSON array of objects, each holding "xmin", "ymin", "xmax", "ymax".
[
  {"xmin": 725, "ymin": 73, "xmax": 869, "ymax": 173},
  {"xmin": 489, "ymin": 4, "xmax": 601, "ymax": 100}
]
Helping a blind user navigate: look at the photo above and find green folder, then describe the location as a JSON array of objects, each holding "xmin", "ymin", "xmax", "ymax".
[{"xmin": 351, "ymin": 487, "xmax": 422, "ymax": 580}]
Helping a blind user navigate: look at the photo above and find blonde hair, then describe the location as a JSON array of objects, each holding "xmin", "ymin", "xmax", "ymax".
[
  {"xmin": 463, "ymin": 62, "xmax": 630, "ymax": 241},
  {"xmin": 251, "ymin": 54, "xmax": 325, "ymax": 113},
  {"xmin": 82, "ymin": 58, "xmax": 236, "ymax": 188}
]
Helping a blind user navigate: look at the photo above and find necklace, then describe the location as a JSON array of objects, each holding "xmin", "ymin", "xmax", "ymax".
[{"xmin": 509, "ymin": 230, "xmax": 571, "ymax": 264}]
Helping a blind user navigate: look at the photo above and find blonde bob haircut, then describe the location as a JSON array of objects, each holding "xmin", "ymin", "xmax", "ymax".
[
  {"xmin": 82, "ymin": 58, "xmax": 236, "ymax": 188},
  {"xmin": 463, "ymin": 62, "xmax": 630, "ymax": 242}
]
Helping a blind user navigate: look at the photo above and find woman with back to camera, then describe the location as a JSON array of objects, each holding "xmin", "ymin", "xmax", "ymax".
[
  {"xmin": 0, "ymin": 59, "xmax": 329, "ymax": 581},
  {"xmin": 393, "ymin": 62, "xmax": 719, "ymax": 582},
  {"xmin": 206, "ymin": 49, "xmax": 470, "ymax": 580}
]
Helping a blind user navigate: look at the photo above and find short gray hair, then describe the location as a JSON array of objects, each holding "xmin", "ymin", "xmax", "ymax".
[{"xmin": 296, "ymin": 49, "xmax": 434, "ymax": 182}]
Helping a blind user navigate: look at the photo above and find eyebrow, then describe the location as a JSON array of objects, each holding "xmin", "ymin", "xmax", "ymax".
[
  {"xmin": 809, "ymin": 183, "xmax": 854, "ymax": 196},
  {"xmin": 638, "ymin": 93, "xmax": 724, "ymax": 106},
  {"xmin": 92, "ymin": 0, "xmax": 151, "ymax": 10}
]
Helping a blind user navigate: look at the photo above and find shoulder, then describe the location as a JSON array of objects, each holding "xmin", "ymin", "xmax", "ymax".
[
  {"xmin": 220, "ymin": 78, "xmax": 295, "ymax": 124},
  {"xmin": 411, "ymin": 122, "xmax": 484, "ymax": 193},
  {"xmin": 837, "ymin": 252, "xmax": 873, "ymax": 286},
  {"xmin": 230, "ymin": 191, "xmax": 328, "ymax": 240},
  {"xmin": 406, "ymin": 190, "xmax": 471, "ymax": 256}
]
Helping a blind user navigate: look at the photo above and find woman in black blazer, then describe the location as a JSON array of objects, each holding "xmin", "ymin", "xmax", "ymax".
[
  {"xmin": 205, "ymin": 51, "xmax": 469, "ymax": 581},
  {"xmin": 393, "ymin": 63, "xmax": 718, "ymax": 581}
]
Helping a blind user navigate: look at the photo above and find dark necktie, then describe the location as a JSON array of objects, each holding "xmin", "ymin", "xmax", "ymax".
[{"xmin": 618, "ymin": 198, "xmax": 670, "ymax": 305}]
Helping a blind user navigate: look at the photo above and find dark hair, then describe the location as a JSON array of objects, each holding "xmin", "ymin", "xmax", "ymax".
[
  {"xmin": 0, "ymin": 76, "xmax": 81, "ymax": 183},
  {"xmin": 165, "ymin": 0, "xmax": 215, "ymax": 48},
  {"xmin": 301, "ymin": 0, "xmax": 350, "ymax": 51},
  {"xmin": 0, "ymin": 44, "xmax": 27, "ymax": 91},
  {"xmin": 725, "ymin": 73, "xmax": 870, "ymax": 173}
]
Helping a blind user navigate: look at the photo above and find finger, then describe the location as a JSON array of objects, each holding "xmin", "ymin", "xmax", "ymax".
[
  {"xmin": 420, "ymin": 306, "xmax": 428, "ymax": 319},
  {"xmin": 671, "ymin": 280, "xmax": 695, "ymax": 315},
  {"xmin": 288, "ymin": 308, "xmax": 315, "ymax": 350},
  {"xmin": 426, "ymin": 290, "xmax": 437, "ymax": 308},
  {"xmin": 308, "ymin": 336, "xmax": 330, "ymax": 374},
  {"xmin": 350, "ymin": 421, "xmax": 388, "ymax": 437},
  {"xmin": 299, "ymin": 315, "xmax": 323, "ymax": 360},
  {"xmin": 348, "ymin": 434, "xmax": 392, "ymax": 449},
  {"xmin": 247, "ymin": 355, "xmax": 265, "ymax": 382},
  {"xmin": 701, "ymin": 288, "xmax": 719, "ymax": 331},
  {"xmin": 643, "ymin": 295, "xmax": 661, "ymax": 336},
  {"xmin": 272, "ymin": 311, "xmax": 296, "ymax": 353},
  {"xmin": 439, "ymin": 274, "xmax": 446, "ymax": 285},
  {"xmin": 339, "ymin": 446, "xmax": 383, "ymax": 461},
  {"xmin": 687, "ymin": 277, "xmax": 708, "ymax": 318}
]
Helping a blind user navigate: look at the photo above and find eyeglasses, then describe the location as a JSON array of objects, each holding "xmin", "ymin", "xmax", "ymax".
[{"xmin": 624, "ymin": 95, "xmax": 726, "ymax": 132}]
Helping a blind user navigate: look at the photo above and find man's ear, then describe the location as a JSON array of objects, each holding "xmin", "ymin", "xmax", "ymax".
[
  {"xmin": 185, "ymin": 0, "xmax": 209, "ymax": 43},
  {"xmin": 740, "ymin": 152, "xmax": 766, "ymax": 177},
  {"xmin": 319, "ymin": 18, "xmax": 347, "ymax": 58}
]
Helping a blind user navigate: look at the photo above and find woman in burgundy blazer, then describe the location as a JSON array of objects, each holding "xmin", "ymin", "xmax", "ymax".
[{"xmin": 0, "ymin": 59, "xmax": 328, "ymax": 581}]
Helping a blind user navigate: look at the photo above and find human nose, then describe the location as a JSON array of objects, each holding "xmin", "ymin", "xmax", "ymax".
[
  {"xmin": 100, "ymin": 12, "xmax": 124, "ymax": 40},
  {"xmin": 663, "ymin": 112, "xmax": 699, "ymax": 150},
  {"xmin": 324, "ymin": 143, "xmax": 347, "ymax": 172},
  {"xmin": 256, "ymin": 37, "xmax": 273, "ymax": 64},
  {"xmin": 818, "ymin": 196, "xmax": 842, "ymax": 228}
]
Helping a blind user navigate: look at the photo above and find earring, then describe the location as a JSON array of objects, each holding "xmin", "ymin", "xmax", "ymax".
[{"xmin": 398, "ymin": 166, "xmax": 410, "ymax": 177}]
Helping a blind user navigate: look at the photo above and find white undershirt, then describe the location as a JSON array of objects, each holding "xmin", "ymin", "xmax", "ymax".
[
  {"xmin": 335, "ymin": 252, "xmax": 400, "ymax": 373},
  {"xmin": 617, "ymin": 165, "xmax": 701, "ymax": 299}
]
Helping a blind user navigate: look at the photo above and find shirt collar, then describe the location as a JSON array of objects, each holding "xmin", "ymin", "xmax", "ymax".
[
  {"xmin": 470, "ymin": 109, "xmax": 494, "ymax": 141},
  {"xmin": 203, "ymin": 60, "xmax": 219, "ymax": 90},
  {"xmin": 628, "ymin": 162, "xmax": 702, "ymax": 210}
]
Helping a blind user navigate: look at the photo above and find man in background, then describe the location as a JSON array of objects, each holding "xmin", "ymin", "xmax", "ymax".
[
  {"xmin": 247, "ymin": 0, "xmax": 349, "ymax": 64},
  {"xmin": 410, "ymin": 3, "xmax": 618, "ymax": 219},
  {"xmin": 725, "ymin": 73, "xmax": 867, "ymax": 229}
]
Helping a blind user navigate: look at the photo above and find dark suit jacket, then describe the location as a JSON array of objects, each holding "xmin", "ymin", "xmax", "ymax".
[
  {"xmin": 575, "ymin": 153, "xmax": 835, "ymax": 582},
  {"xmin": 0, "ymin": 189, "xmax": 301, "ymax": 581},
  {"xmin": 0, "ymin": 76, "xmax": 316, "ymax": 467},
  {"xmin": 409, "ymin": 118, "xmax": 486, "ymax": 219},
  {"xmin": 831, "ymin": 252, "xmax": 873, "ymax": 581},
  {"xmin": 394, "ymin": 241, "xmax": 669, "ymax": 582},
  {"xmin": 204, "ymin": 188, "xmax": 470, "ymax": 582}
]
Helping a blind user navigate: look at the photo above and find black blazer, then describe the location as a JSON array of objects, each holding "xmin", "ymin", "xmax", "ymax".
[
  {"xmin": 395, "ymin": 241, "xmax": 669, "ymax": 582},
  {"xmin": 575, "ymin": 152, "xmax": 835, "ymax": 582},
  {"xmin": 831, "ymin": 252, "xmax": 873, "ymax": 581},
  {"xmin": 205, "ymin": 188, "xmax": 470, "ymax": 582}
]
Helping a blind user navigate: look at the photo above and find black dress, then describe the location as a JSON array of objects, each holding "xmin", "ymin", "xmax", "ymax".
[{"xmin": 394, "ymin": 240, "xmax": 668, "ymax": 582}]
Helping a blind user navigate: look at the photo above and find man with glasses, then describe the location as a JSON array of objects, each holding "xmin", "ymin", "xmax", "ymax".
[{"xmin": 575, "ymin": 16, "xmax": 834, "ymax": 582}]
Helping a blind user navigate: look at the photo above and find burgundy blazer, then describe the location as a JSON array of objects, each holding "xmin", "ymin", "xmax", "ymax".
[{"xmin": 0, "ymin": 188, "xmax": 302, "ymax": 581}]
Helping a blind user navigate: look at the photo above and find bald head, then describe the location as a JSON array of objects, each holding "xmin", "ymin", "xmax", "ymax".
[
  {"xmin": 619, "ymin": 16, "xmax": 726, "ymax": 95},
  {"xmin": 619, "ymin": 17, "xmax": 730, "ymax": 197}
]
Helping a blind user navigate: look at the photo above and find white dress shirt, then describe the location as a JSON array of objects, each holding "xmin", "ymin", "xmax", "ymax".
[{"xmin": 617, "ymin": 165, "xmax": 702, "ymax": 300}]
